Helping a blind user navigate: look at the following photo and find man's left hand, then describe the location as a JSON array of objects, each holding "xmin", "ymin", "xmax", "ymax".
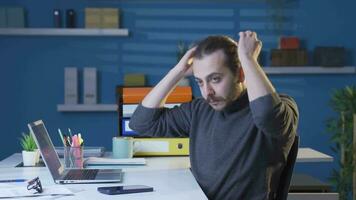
[{"xmin": 238, "ymin": 30, "xmax": 262, "ymax": 62}]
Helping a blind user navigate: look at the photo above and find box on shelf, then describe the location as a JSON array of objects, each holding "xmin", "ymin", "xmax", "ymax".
[
  {"xmin": 64, "ymin": 67, "xmax": 78, "ymax": 104},
  {"xmin": 83, "ymin": 67, "xmax": 97, "ymax": 104},
  {"xmin": 314, "ymin": 46, "xmax": 346, "ymax": 67},
  {"xmin": 271, "ymin": 49, "xmax": 308, "ymax": 66},
  {"xmin": 279, "ymin": 37, "xmax": 300, "ymax": 49},
  {"xmin": 101, "ymin": 8, "xmax": 119, "ymax": 28},
  {"xmin": 0, "ymin": 7, "xmax": 6, "ymax": 28},
  {"xmin": 124, "ymin": 73, "xmax": 146, "ymax": 86},
  {"xmin": 85, "ymin": 7, "xmax": 119, "ymax": 29},
  {"xmin": 85, "ymin": 8, "xmax": 101, "ymax": 28},
  {"xmin": 0, "ymin": 7, "xmax": 25, "ymax": 28}
]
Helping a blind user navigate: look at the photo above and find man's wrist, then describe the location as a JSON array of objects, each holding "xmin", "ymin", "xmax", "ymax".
[
  {"xmin": 239, "ymin": 55, "xmax": 258, "ymax": 66},
  {"xmin": 169, "ymin": 66, "xmax": 186, "ymax": 79}
]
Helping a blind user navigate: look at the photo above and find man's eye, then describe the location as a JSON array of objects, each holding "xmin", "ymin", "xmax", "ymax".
[
  {"xmin": 211, "ymin": 77, "xmax": 221, "ymax": 83},
  {"xmin": 196, "ymin": 80, "xmax": 203, "ymax": 86}
]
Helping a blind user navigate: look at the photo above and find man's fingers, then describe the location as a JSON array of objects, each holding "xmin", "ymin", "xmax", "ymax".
[{"xmin": 239, "ymin": 31, "xmax": 246, "ymax": 38}]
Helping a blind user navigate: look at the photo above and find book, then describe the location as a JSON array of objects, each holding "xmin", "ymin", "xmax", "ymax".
[{"xmin": 84, "ymin": 157, "xmax": 146, "ymax": 166}]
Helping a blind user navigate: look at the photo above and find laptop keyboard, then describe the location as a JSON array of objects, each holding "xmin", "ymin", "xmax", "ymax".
[{"xmin": 64, "ymin": 169, "xmax": 98, "ymax": 180}]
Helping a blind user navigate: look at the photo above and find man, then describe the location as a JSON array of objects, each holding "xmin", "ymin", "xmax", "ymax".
[{"xmin": 129, "ymin": 31, "xmax": 299, "ymax": 200}]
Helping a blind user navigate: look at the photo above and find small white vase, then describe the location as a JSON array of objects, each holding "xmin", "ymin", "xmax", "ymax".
[
  {"xmin": 22, "ymin": 150, "xmax": 37, "ymax": 166},
  {"xmin": 34, "ymin": 149, "xmax": 40, "ymax": 164}
]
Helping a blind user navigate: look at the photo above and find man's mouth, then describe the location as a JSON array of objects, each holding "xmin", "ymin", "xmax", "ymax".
[{"xmin": 209, "ymin": 101, "xmax": 220, "ymax": 106}]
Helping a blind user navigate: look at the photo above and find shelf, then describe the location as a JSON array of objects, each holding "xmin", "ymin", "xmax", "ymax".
[
  {"xmin": 264, "ymin": 66, "xmax": 356, "ymax": 74},
  {"xmin": 0, "ymin": 28, "xmax": 129, "ymax": 36},
  {"xmin": 57, "ymin": 104, "xmax": 117, "ymax": 112}
]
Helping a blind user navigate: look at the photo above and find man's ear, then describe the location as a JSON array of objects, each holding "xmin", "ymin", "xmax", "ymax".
[{"xmin": 237, "ymin": 67, "xmax": 245, "ymax": 83}]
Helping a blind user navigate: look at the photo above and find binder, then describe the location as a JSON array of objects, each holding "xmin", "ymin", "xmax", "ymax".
[
  {"xmin": 122, "ymin": 86, "xmax": 192, "ymax": 104},
  {"xmin": 122, "ymin": 103, "xmax": 180, "ymax": 118},
  {"xmin": 133, "ymin": 138, "xmax": 189, "ymax": 156}
]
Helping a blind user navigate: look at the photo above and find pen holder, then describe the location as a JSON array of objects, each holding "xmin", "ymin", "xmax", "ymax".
[{"xmin": 64, "ymin": 146, "xmax": 83, "ymax": 169}]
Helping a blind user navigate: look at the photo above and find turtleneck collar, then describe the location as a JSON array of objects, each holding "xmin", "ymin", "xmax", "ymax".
[{"xmin": 221, "ymin": 89, "xmax": 249, "ymax": 114}]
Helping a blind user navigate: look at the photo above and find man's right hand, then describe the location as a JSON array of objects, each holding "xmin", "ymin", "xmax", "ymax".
[
  {"xmin": 173, "ymin": 47, "xmax": 196, "ymax": 77},
  {"xmin": 141, "ymin": 47, "xmax": 196, "ymax": 108}
]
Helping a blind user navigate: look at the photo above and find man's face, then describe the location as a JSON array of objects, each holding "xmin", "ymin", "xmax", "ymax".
[{"xmin": 192, "ymin": 50, "xmax": 240, "ymax": 111}]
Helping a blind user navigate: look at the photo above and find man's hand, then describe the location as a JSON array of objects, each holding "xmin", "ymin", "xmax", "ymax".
[
  {"xmin": 236, "ymin": 30, "xmax": 275, "ymax": 101},
  {"xmin": 238, "ymin": 31, "xmax": 262, "ymax": 62},
  {"xmin": 173, "ymin": 47, "xmax": 196, "ymax": 77}
]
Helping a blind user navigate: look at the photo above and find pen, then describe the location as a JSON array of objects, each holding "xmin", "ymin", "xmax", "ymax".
[
  {"xmin": 68, "ymin": 128, "xmax": 73, "ymax": 137},
  {"xmin": 58, "ymin": 128, "xmax": 66, "ymax": 146},
  {"xmin": 0, "ymin": 179, "xmax": 27, "ymax": 183}
]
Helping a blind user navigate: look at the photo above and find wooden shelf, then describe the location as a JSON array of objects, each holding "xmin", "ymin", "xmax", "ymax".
[
  {"xmin": 264, "ymin": 66, "xmax": 356, "ymax": 74},
  {"xmin": 57, "ymin": 104, "xmax": 117, "ymax": 112},
  {"xmin": 0, "ymin": 28, "xmax": 129, "ymax": 36}
]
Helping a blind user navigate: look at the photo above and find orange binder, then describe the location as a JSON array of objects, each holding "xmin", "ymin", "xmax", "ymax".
[{"xmin": 122, "ymin": 86, "xmax": 192, "ymax": 104}]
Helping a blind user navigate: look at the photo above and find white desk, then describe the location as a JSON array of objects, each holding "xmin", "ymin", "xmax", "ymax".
[
  {"xmin": 0, "ymin": 155, "xmax": 207, "ymax": 199},
  {"xmin": 0, "ymin": 147, "xmax": 335, "ymax": 200},
  {"xmin": 0, "ymin": 147, "xmax": 333, "ymax": 169}
]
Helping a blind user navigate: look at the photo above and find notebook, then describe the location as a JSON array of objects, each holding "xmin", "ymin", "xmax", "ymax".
[{"xmin": 28, "ymin": 120, "xmax": 123, "ymax": 184}]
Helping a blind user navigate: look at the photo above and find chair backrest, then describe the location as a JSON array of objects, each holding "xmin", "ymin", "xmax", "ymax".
[{"xmin": 275, "ymin": 135, "xmax": 299, "ymax": 200}]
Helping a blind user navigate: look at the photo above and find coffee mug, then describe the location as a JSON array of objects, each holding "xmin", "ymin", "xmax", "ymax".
[{"xmin": 112, "ymin": 137, "xmax": 138, "ymax": 159}]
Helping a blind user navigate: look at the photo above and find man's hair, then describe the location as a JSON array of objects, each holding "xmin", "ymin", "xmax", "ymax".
[{"xmin": 194, "ymin": 35, "xmax": 241, "ymax": 74}]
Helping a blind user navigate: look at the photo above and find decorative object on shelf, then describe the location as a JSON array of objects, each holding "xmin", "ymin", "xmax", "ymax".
[
  {"xmin": 53, "ymin": 9, "xmax": 61, "ymax": 28},
  {"xmin": 83, "ymin": 67, "xmax": 97, "ymax": 104},
  {"xmin": 0, "ymin": 7, "xmax": 5, "ymax": 28},
  {"xmin": 85, "ymin": 8, "xmax": 119, "ymax": 29},
  {"xmin": 0, "ymin": 7, "xmax": 25, "ymax": 28},
  {"xmin": 326, "ymin": 85, "xmax": 356, "ymax": 200},
  {"xmin": 124, "ymin": 73, "xmax": 146, "ymax": 86},
  {"xmin": 270, "ymin": 49, "xmax": 308, "ymax": 66},
  {"xmin": 102, "ymin": 8, "xmax": 119, "ymax": 28},
  {"xmin": 64, "ymin": 67, "xmax": 78, "ymax": 105},
  {"xmin": 19, "ymin": 132, "xmax": 40, "ymax": 166},
  {"xmin": 66, "ymin": 9, "xmax": 76, "ymax": 28},
  {"xmin": 314, "ymin": 46, "xmax": 346, "ymax": 67},
  {"xmin": 279, "ymin": 37, "xmax": 300, "ymax": 49}
]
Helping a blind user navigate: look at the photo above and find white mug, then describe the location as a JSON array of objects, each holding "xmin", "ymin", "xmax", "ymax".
[{"xmin": 112, "ymin": 137, "xmax": 139, "ymax": 159}]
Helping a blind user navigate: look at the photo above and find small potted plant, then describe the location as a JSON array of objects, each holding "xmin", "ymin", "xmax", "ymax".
[{"xmin": 20, "ymin": 132, "xmax": 39, "ymax": 166}]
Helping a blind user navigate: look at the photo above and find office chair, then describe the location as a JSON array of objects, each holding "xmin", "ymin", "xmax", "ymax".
[{"xmin": 275, "ymin": 135, "xmax": 299, "ymax": 200}]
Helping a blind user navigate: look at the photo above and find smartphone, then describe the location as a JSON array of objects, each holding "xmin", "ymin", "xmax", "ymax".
[{"xmin": 97, "ymin": 185, "xmax": 154, "ymax": 195}]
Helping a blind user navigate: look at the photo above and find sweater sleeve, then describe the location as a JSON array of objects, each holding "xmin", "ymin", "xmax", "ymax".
[
  {"xmin": 249, "ymin": 92, "xmax": 299, "ymax": 138},
  {"xmin": 128, "ymin": 102, "xmax": 193, "ymax": 137}
]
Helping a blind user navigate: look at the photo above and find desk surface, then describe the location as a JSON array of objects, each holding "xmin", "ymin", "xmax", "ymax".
[
  {"xmin": 0, "ymin": 147, "xmax": 333, "ymax": 200},
  {"xmin": 0, "ymin": 147, "xmax": 333, "ymax": 169},
  {"xmin": 0, "ymin": 156, "xmax": 207, "ymax": 200}
]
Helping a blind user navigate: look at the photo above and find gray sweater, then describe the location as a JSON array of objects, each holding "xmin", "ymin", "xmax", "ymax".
[{"xmin": 129, "ymin": 91, "xmax": 299, "ymax": 200}]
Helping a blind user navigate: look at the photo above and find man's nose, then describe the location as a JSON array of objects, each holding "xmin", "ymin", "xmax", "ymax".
[{"xmin": 204, "ymin": 83, "xmax": 215, "ymax": 96}]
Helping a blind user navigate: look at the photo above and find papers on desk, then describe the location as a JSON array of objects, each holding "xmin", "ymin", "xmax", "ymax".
[
  {"xmin": 84, "ymin": 157, "xmax": 146, "ymax": 166},
  {"xmin": 0, "ymin": 185, "xmax": 73, "ymax": 198}
]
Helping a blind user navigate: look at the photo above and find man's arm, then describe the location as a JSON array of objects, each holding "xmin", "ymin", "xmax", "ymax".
[
  {"xmin": 142, "ymin": 47, "xmax": 196, "ymax": 108},
  {"xmin": 238, "ymin": 31, "xmax": 298, "ymax": 138},
  {"xmin": 128, "ymin": 48, "xmax": 196, "ymax": 137},
  {"xmin": 238, "ymin": 31, "xmax": 276, "ymax": 102}
]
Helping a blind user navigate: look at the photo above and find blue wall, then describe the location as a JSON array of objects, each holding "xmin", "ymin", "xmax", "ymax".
[{"xmin": 1, "ymin": 0, "xmax": 355, "ymax": 184}]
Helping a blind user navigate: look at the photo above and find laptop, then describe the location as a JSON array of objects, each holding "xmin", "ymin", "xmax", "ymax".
[{"xmin": 28, "ymin": 120, "xmax": 123, "ymax": 184}]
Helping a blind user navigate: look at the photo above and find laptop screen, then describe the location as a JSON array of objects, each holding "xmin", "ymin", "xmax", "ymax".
[{"xmin": 28, "ymin": 120, "xmax": 63, "ymax": 180}]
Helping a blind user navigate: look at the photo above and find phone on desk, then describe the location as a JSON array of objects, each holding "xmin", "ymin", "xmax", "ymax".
[{"xmin": 97, "ymin": 185, "xmax": 154, "ymax": 195}]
